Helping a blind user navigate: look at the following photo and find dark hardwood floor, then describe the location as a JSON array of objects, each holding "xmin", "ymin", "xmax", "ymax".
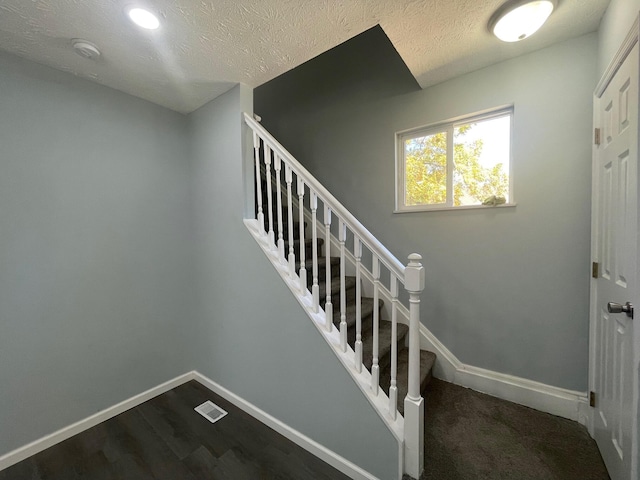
[{"xmin": 0, "ymin": 381, "xmax": 350, "ymax": 480}]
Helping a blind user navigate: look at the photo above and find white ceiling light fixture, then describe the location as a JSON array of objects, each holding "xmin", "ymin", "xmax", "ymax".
[
  {"xmin": 488, "ymin": 0, "xmax": 557, "ymax": 42},
  {"xmin": 71, "ymin": 39, "xmax": 101, "ymax": 59},
  {"xmin": 126, "ymin": 6, "xmax": 161, "ymax": 30}
]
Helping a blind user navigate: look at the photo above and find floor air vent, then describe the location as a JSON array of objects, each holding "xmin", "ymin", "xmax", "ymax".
[{"xmin": 195, "ymin": 401, "xmax": 228, "ymax": 424}]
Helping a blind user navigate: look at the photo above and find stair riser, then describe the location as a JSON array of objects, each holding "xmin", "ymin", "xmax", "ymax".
[
  {"xmin": 363, "ymin": 330, "xmax": 407, "ymax": 372},
  {"xmin": 378, "ymin": 335, "xmax": 406, "ymax": 373},
  {"xmin": 283, "ymin": 239, "xmax": 323, "ymax": 262},
  {"xmin": 303, "ymin": 264, "xmax": 342, "ymax": 286},
  {"xmin": 326, "ymin": 297, "xmax": 380, "ymax": 332},
  {"xmin": 318, "ymin": 283, "xmax": 356, "ymax": 307},
  {"xmin": 342, "ymin": 311, "xmax": 374, "ymax": 342},
  {"xmin": 261, "ymin": 219, "xmax": 307, "ymax": 237}
]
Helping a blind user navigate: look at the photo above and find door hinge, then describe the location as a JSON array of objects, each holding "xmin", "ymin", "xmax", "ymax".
[
  {"xmin": 590, "ymin": 391, "xmax": 596, "ymax": 408},
  {"xmin": 592, "ymin": 262, "xmax": 599, "ymax": 278},
  {"xmin": 594, "ymin": 128, "xmax": 601, "ymax": 145}
]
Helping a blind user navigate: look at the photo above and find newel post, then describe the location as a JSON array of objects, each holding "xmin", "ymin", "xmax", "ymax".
[{"xmin": 403, "ymin": 253, "xmax": 425, "ymax": 480}]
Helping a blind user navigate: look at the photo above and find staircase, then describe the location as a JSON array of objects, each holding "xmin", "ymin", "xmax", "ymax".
[
  {"xmin": 280, "ymin": 216, "xmax": 436, "ymax": 416},
  {"xmin": 243, "ymin": 113, "xmax": 436, "ymax": 479}
]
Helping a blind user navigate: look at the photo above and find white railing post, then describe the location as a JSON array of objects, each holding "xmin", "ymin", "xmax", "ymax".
[
  {"xmin": 311, "ymin": 192, "xmax": 319, "ymax": 312},
  {"xmin": 354, "ymin": 237, "xmax": 363, "ymax": 373},
  {"xmin": 324, "ymin": 205, "xmax": 333, "ymax": 332},
  {"xmin": 339, "ymin": 220, "xmax": 347, "ymax": 352},
  {"xmin": 297, "ymin": 178, "xmax": 307, "ymax": 294},
  {"xmin": 285, "ymin": 165, "xmax": 296, "ymax": 278},
  {"xmin": 389, "ymin": 275, "xmax": 399, "ymax": 420},
  {"xmin": 264, "ymin": 146, "xmax": 275, "ymax": 249},
  {"xmin": 253, "ymin": 132, "xmax": 265, "ymax": 235},
  {"xmin": 371, "ymin": 257, "xmax": 380, "ymax": 394},
  {"xmin": 274, "ymin": 155, "xmax": 285, "ymax": 262},
  {"xmin": 403, "ymin": 253, "xmax": 425, "ymax": 480}
]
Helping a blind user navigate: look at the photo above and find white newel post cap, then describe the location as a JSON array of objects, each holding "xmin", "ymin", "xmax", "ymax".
[{"xmin": 405, "ymin": 254, "xmax": 425, "ymax": 293}]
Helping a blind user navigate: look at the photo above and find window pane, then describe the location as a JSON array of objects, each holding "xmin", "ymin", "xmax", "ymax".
[
  {"xmin": 404, "ymin": 131, "xmax": 447, "ymax": 206},
  {"xmin": 453, "ymin": 115, "xmax": 510, "ymax": 206}
]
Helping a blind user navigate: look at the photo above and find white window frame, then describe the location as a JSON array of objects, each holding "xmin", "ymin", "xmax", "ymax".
[{"xmin": 395, "ymin": 106, "xmax": 515, "ymax": 213}]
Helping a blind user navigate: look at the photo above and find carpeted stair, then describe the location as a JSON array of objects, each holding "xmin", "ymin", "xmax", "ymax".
[{"xmin": 261, "ymin": 181, "xmax": 436, "ymax": 416}]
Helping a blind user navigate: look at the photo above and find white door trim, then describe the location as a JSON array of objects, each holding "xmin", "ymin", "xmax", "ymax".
[{"xmin": 595, "ymin": 16, "xmax": 639, "ymax": 98}]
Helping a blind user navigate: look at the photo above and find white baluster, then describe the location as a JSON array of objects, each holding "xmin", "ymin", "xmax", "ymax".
[
  {"xmin": 389, "ymin": 275, "xmax": 399, "ymax": 420},
  {"xmin": 285, "ymin": 165, "xmax": 295, "ymax": 277},
  {"xmin": 324, "ymin": 205, "xmax": 333, "ymax": 332},
  {"xmin": 297, "ymin": 178, "xmax": 307, "ymax": 294},
  {"xmin": 371, "ymin": 256, "xmax": 380, "ymax": 394},
  {"xmin": 339, "ymin": 220, "xmax": 347, "ymax": 351},
  {"xmin": 354, "ymin": 237, "xmax": 363, "ymax": 373},
  {"xmin": 264, "ymin": 146, "xmax": 275, "ymax": 248},
  {"xmin": 311, "ymin": 192, "xmax": 319, "ymax": 312},
  {"xmin": 253, "ymin": 132, "xmax": 264, "ymax": 235},
  {"xmin": 404, "ymin": 253, "xmax": 425, "ymax": 480},
  {"xmin": 274, "ymin": 155, "xmax": 285, "ymax": 261}
]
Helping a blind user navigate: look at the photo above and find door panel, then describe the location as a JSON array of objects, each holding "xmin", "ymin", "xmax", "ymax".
[{"xmin": 592, "ymin": 42, "xmax": 638, "ymax": 480}]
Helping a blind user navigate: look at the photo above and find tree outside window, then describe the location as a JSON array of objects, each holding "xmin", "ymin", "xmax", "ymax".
[{"xmin": 398, "ymin": 109, "xmax": 512, "ymax": 211}]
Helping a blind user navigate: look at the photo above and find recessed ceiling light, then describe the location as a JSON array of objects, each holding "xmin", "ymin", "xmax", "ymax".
[
  {"xmin": 488, "ymin": 0, "xmax": 556, "ymax": 42},
  {"xmin": 126, "ymin": 7, "xmax": 160, "ymax": 30}
]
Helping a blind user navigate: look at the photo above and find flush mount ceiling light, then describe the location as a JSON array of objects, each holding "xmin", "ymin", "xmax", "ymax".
[
  {"xmin": 488, "ymin": 0, "xmax": 557, "ymax": 42},
  {"xmin": 126, "ymin": 6, "xmax": 160, "ymax": 30},
  {"xmin": 71, "ymin": 39, "xmax": 101, "ymax": 59}
]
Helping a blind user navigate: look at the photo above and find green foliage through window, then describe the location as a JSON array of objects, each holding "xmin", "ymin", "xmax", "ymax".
[{"xmin": 399, "ymin": 110, "xmax": 512, "ymax": 210}]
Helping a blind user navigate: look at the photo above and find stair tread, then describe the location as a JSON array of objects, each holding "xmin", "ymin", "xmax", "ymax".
[
  {"xmin": 262, "ymin": 219, "xmax": 307, "ymax": 232},
  {"xmin": 318, "ymin": 275, "xmax": 356, "ymax": 301},
  {"xmin": 285, "ymin": 236, "xmax": 323, "ymax": 247},
  {"xmin": 380, "ymin": 349, "xmax": 436, "ymax": 416},
  {"xmin": 361, "ymin": 321, "xmax": 409, "ymax": 371},
  {"xmin": 303, "ymin": 255, "xmax": 340, "ymax": 271},
  {"xmin": 334, "ymin": 297, "xmax": 381, "ymax": 330}
]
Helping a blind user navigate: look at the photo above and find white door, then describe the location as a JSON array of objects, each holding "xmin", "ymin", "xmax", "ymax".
[{"xmin": 591, "ymin": 42, "xmax": 638, "ymax": 480}]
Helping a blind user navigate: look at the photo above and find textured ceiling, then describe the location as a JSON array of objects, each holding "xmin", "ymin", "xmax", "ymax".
[{"xmin": 0, "ymin": 0, "xmax": 610, "ymax": 113}]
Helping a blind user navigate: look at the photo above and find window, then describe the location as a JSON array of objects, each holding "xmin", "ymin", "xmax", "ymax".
[{"xmin": 396, "ymin": 108, "xmax": 513, "ymax": 211}]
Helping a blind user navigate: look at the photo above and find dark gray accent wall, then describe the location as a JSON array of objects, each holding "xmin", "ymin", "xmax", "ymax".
[
  {"xmin": 188, "ymin": 85, "xmax": 398, "ymax": 480},
  {"xmin": 0, "ymin": 52, "xmax": 196, "ymax": 455},
  {"xmin": 255, "ymin": 31, "xmax": 598, "ymax": 392},
  {"xmin": 257, "ymin": 25, "xmax": 420, "ymax": 134}
]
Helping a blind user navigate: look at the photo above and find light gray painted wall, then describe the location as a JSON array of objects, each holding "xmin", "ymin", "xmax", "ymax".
[
  {"xmin": 0, "ymin": 52, "xmax": 196, "ymax": 455},
  {"xmin": 188, "ymin": 85, "xmax": 398, "ymax": 480},
  {"xmin": 256, "ymin": 33, "xmax": 598, "ymax": 391},
  {"xmin": 598, "ymin": 0, "xmax": 640, "ymax": 76}
]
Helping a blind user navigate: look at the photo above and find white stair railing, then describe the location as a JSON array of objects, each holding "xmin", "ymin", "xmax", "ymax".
[{"xmin": 244, "ymin": 112, "xmax": 425, "ymax": 479}]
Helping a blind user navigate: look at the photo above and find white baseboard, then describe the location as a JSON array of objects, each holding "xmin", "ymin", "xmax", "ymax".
[
  {"xmin": 419, "ymin": 323, "xmax": 590, "ymax": 425},
  {"xmin": 452, "ymin": 365, "xmax": 590, "ymax": 424},
  {"xmin": 192, "ymin": 371, "xmax": 381, "ymax": 480},
  {"xmin": 304, "ymin": 209, "xmax": 590, "ymax": 427},
  {"xmin": 1, "ymin": 371, "xmax": 380, "ymax": 480},
  {"xmin": 0, "ymin": 372, "xmax": 195, "ymax": 471}
]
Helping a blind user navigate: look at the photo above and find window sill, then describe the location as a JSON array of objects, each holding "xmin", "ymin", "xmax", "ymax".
[{"xmin": 394, "ymin": 203, "xmax": 517, "ymax": 213}]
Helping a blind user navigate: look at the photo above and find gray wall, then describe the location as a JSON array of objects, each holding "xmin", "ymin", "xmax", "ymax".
[
  {"xmin": 0, "ymin": 51, "xmax": 400, "ymax": 479},
  {"xmin": 598, "ymin": 0, "xmax": 640, "ymax": 76},
  {"xmin": 256, "ymin": 33, "xmax": 598, "ymax": 391},
  {"xmin": 0, "ymin": 52, "xmax": 196, "ymax": 455},
  {"xmin": 189, "ymin": 84, "xmax": 398, "ymax": 480}
]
